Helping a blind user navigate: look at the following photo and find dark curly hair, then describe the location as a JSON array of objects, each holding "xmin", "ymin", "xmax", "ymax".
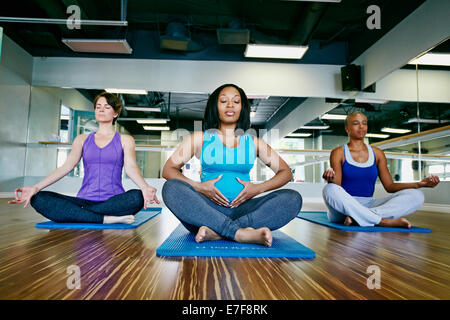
[{"xmin": 203, "ymin": 84, "xmax": 251, "ymax": 132}]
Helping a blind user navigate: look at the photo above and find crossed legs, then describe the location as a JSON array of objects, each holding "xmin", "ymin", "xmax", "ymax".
[
  {"xmin": 322, "ymin": 183, "xmax": 424, "ymax": 228},
  {"xmin": 162, "ymin": 179, "xmax": 302, "ymax": 246},
  {"xmin": 30, "ymin": 189, "xmax": 144, "ymax": 224}
]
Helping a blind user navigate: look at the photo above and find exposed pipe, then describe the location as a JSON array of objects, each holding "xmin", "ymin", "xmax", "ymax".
[
  {"xmin": 0, "ymin": 16, "xmax": 127, "ymax": 26},
  {"xmin": 289, "ymin": 3, "xmax": 329, "ymax": 45},
  {"xmin": 121, "ymin": 0, "xmax": 128, "ymax": 21}
]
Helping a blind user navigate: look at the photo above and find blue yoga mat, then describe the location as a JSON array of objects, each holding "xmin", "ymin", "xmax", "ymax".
[
  {"xmin": 156, "ymin": 224, "xmax": 315, "ymax": 259},
  {"xmin": 297, "ymin": 211, "xmax": 431, "ymax": 233},
  {"xmin": 35, "ymin": 207, "xmax": 162, "ymax": 230}
]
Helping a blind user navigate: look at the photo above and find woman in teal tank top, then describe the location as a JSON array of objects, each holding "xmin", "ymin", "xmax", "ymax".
[
  {"xmin": 200, "ymin": 129, "xmax": 255, "ymax": 202},
  {"xmin": 162, "ymin": 84, "xmax": 302, "ymax": 247}
]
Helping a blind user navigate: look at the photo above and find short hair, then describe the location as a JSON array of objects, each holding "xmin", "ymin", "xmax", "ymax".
[
  {"xmin": 345, "ymin": 111, "xmax": 367, "ymax": 126},
  {"xmin": 203, "ymin": 84, "xmax": 251, "ymax": 132},
  {"xmin": 93, "ymin": 92, "xmax": 122, "ymax": 125}
]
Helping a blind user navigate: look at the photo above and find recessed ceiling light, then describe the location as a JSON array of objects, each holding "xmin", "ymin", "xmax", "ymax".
[
  {"xmin": 287, "ymin": 133, "xmax": 312, "ymax": 138},
  {"xmin": 407, "ymin": 117, "xmax": 449, "ymax": 124},
  {"xmin": 143, "ymin": 126, "xmax": 170, "ymax": 131},
  {"xmin": 105, "ymin": 88, "xmax": 147, "ymax": 95},
  {"xmin": 321, "ymin": 114, "xmax": 347, "ymax": 120},
  {"xmin": 281, "ymin": 0, "xmax": 341, "ymax": 2},
  {"xmin": 124, "ymin": 107, "xmax": 161, "ymax": 112},
  {"xmin": 381, "ymin": 127, "xmax": 412, "ymax": 134},
  {"xmin": 136, "ymin": 119, "xmax": 168, "ymax": 124},
  {"xmin": 408, "ymin": 53, "xmax": 450, "ymax": 66},
  {"xmin": 355, "ymin": 98, "xmax": 389, "ymax": 104},
  {"xmin": 365, "ymin": 133, "xmax": 390, "ymax": 138},
  {"xmin": 300, "ymin": 125, "xmax": 330, "ymax": 130},
  {"xmin": 244, "ymin": 44, "xmax": 308, "ymax": 59}
]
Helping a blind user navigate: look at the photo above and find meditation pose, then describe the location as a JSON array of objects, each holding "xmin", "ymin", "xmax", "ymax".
[
  {"xmin": 9, "ymin": 92, "xmax": 160, "ymax": 224},
  {"xmin": 322, "ymin": 112, "xmax": 439, "ymax": 228},
  {"xmin": 162, "ymin": 84, "xmax": 302, "ymax": 246}
]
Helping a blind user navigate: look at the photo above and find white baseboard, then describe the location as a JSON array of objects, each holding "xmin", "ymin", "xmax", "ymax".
[
  {"xmin": 0, "ymin": 192, "xmax": 13, "ymax": 198},
  {"xmin": 1, "ymin": 192, "xmax": 449, "ymax": 213},
  {"xmin": 421, "ymin": 203, "xmax": 450, "ymax": 214}
]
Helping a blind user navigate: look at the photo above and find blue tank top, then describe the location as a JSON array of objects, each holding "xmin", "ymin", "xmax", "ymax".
[
  {"xmin": 341, "ymin": 143, "xmax": 378, "ymax": 197},
  {"xmin": 200, "ymin": 130, "xmax": 256, "ymax": 202},
  {"xmin": 77, "ymin": 132, "xmax": 125, "ymax": 202}
]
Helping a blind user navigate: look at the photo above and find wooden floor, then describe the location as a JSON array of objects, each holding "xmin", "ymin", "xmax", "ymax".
[{"xmin": 0, "ymin": 198, "xmax": 449, "ymax": 300}]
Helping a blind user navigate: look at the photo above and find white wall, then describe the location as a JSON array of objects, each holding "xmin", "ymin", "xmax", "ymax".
[
  {"xmin": 24, "ymin": 86, "xmax": 93, "ymax": 176},
  {"xmin": 0, "ymin": 35, "xmax": 33, "ymax": 191}
]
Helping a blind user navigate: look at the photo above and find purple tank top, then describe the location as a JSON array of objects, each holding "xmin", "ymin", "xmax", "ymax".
[{"xmin": 77, "ymin": 132, "xmax": 125, "ymax": 202}]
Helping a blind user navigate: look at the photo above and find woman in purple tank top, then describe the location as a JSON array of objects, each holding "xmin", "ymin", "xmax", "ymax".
[{"xmin": 9, "ymin": 92, "xmax": 160, "ymax": 224}]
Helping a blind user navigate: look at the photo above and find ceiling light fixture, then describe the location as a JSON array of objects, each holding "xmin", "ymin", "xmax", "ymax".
[
  {"xmin": 287, "ymin": 133, "xmax": 312, "ymax": 138},
  {"xmin": 136, "ymin": 119, "xmax": 168, "ymax": 124},
  {"xmin": 354, "ymin": 98, "xmax": 389, "ymax": 104},
  {"xmin": 124, "ymin": 107, "xmax": 161, "ymax": 112},
  {"xmin": 408, "ymin": 53, "xmax": 450, "ymax": 66},
  {"xmin": 365, "ymin": 133, "xmax": 390, "ymax": 139},
  {"xmin": 244, "ymin": 44, "xmax": 309, "ymax": 59},
  {"xmin": 300, "ymin": 125, "xmax": 330, "ymax": 130},
  {"xmin": 105, "ymin": 88, "xmax": 147, "ymax": 95},
  {"xmin": 282, "ymin": 0, "xmax": 341, "ymax": 2},
  {"xmin": 407, "ymin": 117, "xmax": 449, "ymax": 124},
  {"xmin": 321, "ymin": 114, "xmax": 347, "ymax": 120},
  {"xmin": 62, "ymin": 39, "xmax": 132, "ymax": 54},
  {"xmin": 381, "ymin": 127, "xmax": 412, "ymax": 134},
  {"xmin": 143, "ymin": 126, "xmax": 170, "ymax": 131}
]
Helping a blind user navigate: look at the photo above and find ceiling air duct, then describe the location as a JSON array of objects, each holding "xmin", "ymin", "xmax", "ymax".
[
  {"xmin": 217, "ymin": 19, "xmax": 250, "ymax": 45},
  {"xmin": 160, "ymin": 22, "xmax": 203, "ymax": 51}
]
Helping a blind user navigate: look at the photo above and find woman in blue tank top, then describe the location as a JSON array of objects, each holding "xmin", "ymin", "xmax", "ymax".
[
  {"xmin": 322, "ymin": 112, "xmax": 440, "ymax": 228},
  {"xmin": 162, "ymin": 84, "xmax": 302, "ymax": 247},
  {"xmin": 9, "ymin": 92, "xmax": 160, "ymax": 224}
]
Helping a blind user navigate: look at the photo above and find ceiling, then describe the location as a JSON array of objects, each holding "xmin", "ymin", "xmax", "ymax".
[{"xmin": 1, "ymin": 0, "xmax": 449, "ymax": 142}]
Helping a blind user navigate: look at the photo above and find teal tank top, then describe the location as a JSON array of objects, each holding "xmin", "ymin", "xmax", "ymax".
[{"xmin": 200, "ymin": 130, "xmax": 256, "ymax": 202}]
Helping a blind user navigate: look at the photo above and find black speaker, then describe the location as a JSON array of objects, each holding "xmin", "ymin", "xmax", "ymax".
[{"xmin": 341, "ymin": 64, "xmax": 361, "ymax": 91}]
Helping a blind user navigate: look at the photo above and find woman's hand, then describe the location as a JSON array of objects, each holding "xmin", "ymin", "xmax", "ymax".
[
  {"xmin": 418, "ymin": 175, "xmax": 440, "ymax": 188},
  {"xmin": 196, "ymin": 175, "xmax": 230, "ymax": 207},
  {"xmin": 8, "ymin": 186, "xmax": 39, "ymax": 208},
  {"xmin": 229, "ymin": 178, "xmax": 261, "ymax": 208},
  {"xmin": 322, "ymin": 168, "xmax": 336, "ymax": 182},
  {"xmin": 142, "ymin": 186, "xmax": 161, "ymax": 209}
]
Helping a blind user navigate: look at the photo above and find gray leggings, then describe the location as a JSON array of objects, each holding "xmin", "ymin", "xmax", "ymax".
[{"xmin": 162, "ymin": 179, "xmax": 302, "ymax": 239}]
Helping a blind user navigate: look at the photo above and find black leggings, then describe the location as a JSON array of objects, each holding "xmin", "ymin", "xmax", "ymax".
[{"xmin": 30, "ymin": 189, "xmax": 144, "ymax": 223}]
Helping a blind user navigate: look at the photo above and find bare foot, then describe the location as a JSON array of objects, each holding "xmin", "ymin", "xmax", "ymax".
[
  {"xmin": 234, "ymin": 227, "xmax": 273, "ymax": 247},
  {"xmin": 195, "ymin": 226, "xmax": 223, "ymax": 243},
  {"xmin": 103, "ymin": 215, "xmax": 135, "ymax": 224},
  {"xmin": 378, "ymin": 217, "xmax": 411, "ymax": 229},
  {"xmin": 344, "ymin": 216, "xmax": 354, "ymax": 226}
]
